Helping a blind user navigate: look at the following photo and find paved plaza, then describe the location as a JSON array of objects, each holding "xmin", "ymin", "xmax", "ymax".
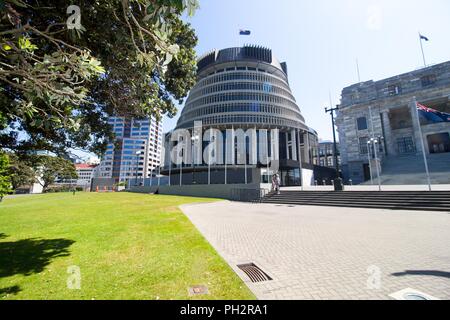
[{"xmin": 181, "ymin": 201, "xmax": 450, "ymax": 300}]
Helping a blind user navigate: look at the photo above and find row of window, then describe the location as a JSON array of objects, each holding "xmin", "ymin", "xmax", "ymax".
[
  {"xmin": 185, "ymin": 92, "xmax": 299, "ymax": 114},
  {"xmin": 358, "ymin": 137, "xmax": 385, "ymax": 155},
  {"xmin": 204, "ymin": 66, "xmax": 268, "ymax": 78},
  {"xmin": 196, "ymin": 71, "xmax": 290, "ymax": 92},
  {"xmin": 178, "ymin": 103, "xmax": 302, "ymax": 125},
  {"xmin": 188, "ymin": 81, "xmax": 295, "ymax": 102},
  {"xmin": 350, "ymin": 74, "xmax": 439, "ymax": 102},
  {"xmin": 180, "ymin": 115, "xmax": 301, "ymax": 128}
]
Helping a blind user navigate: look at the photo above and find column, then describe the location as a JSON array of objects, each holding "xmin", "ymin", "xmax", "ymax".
[
  {"xmin": 381, "ymin": 111, "xmax": 395, "ymax": 156},
  {"xmin": 285, "ymin": 132, "xmax": 290, "ymax": 160},
  {"xmin": 291, "ymin": 129, "xmax": 297, "ymax": 161},
  {"xmin": 305, "ymin": 131, "xmax": 311, "ymax": 164}
]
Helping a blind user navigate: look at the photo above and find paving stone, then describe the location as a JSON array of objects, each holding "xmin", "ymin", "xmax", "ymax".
[{"xmin": 181, "ymin": 201, "xmax": 450, "ymax": 300}]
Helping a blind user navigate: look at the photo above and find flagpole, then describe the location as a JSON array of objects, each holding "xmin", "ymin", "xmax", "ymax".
[
  {"xmin": 356, "ymin": 58, "xmax": 361, "ymax": 83},
  {"xmin": 412, "ymin": 97, "xmax": 432, "ymax": 191},
  {"xmin": 419, "ymin": 32, "xmax": 427, "ymax": 67}
]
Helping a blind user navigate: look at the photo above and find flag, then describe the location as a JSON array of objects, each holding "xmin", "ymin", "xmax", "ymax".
[
  {"xmin": 239, "ymin": 29, "xmax": 251, "ymax": 36},
  {"xmin": 420, "ymin": 34, "xmax": 429, "ymax": 41},
  {"xmin": 417, "ymin": 103, "xmax": 450, "ymax": 122}
]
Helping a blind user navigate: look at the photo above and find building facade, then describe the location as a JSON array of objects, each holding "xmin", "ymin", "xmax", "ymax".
[
  {"xmin": 75, "ymin": 163, "xmax": 98, "ymax": 189},
  {"xmin": 98, "ymin": 116, "xmax": 163, "ymax": 183},
  {"xmin": 312, "ymin": 141, "xmax": 340, "ymax": 168},
  {"xmin": 336, "ymin": 61, "xmax": 450, "ymax": 184},
  {"xmin": 163, "ymin": 46, "xmax": 321, "ymax": 187}
]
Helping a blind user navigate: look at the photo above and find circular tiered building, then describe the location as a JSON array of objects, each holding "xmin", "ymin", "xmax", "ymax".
[{"xmin": 164, "ymin": 46, "xmax": 319, "ymax": 186}]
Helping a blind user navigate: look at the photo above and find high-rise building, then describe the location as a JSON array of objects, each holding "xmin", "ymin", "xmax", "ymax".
[{"xmin": 98, "ymin": 116, "xmax": 163, "ymax": 183}]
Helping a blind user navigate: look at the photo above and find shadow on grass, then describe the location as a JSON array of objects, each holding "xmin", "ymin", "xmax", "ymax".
[
  {"xmin": 0, "ymin": 285, "xmax": 21, "ymax": 296},
  {"xmin": 392, "ymin": 270, "xmax": 450, "ymax": 279},
  {"xmin": 0, "ymin": 233, "xmax": 7, "ymax": 240},
  {"xmin": 0, "ymin": 237, "xmax": 75, "ymax": 278}
]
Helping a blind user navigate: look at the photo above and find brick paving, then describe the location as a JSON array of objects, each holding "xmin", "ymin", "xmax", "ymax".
[{"xmin": 180, "ymin": 201, "xmax": 450, "ymax": 300}]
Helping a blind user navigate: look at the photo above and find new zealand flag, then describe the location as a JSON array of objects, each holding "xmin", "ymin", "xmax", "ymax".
[{"xmin": 417, "ymin": 103, "xmax": 450, "ymax": 123}]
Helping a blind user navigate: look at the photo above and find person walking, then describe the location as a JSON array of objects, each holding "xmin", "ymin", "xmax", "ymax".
[
  {"xmin": 275, "ymin": 173, "xmax": 281, "ymax": 194},
  {"xmin": 271, "ymin": 174, "xmax": 277, "ymax": 194}
]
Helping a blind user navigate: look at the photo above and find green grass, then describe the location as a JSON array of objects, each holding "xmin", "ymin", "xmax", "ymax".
[{"xmin": 0, "ymin": 192, "xmax": 255, "ymax": 300}]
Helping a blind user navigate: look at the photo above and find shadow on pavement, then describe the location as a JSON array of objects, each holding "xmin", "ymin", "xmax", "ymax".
[{"xmin": 391, "ymin": 270, "xmax": 450, "ymax": 279}]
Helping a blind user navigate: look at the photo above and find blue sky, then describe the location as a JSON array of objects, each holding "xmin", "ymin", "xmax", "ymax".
[{"xmin": 163, "ymin": 0, "xmax": 450, "ymax": 141}]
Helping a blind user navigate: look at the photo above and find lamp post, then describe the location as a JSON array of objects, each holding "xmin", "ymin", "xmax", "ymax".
[
  {"xmin": 158, "ymin": 165, "xmax": 161, "ymax": 186},
  {"xmin": 368, "ymin": 138, "xmax": 381, "ymax": 191},
  {"xmin": 135, "ymin": 151, "xmax": 143, "ymax": 186},
  {"xmin": 366, "ymin": 140, "xmax": 374, "ymax": 185},
  {"xmin": 191, "ymin": 134, "xmax": 200, "ymax": 185},
  {"xmin": 325, "ymin": 105, "xmax": 343, "ymax": 191}
]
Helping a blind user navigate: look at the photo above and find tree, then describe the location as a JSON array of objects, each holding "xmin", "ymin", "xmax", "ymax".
[
  {"xmin": 0, "ymin": 152, "xmax": 12, "ymax": 201},
  {"xmin": 7, "ymin": 152, "xmax": 36, "ymax": 190},
  {"xmin": 0, "ymin": 0, "xmax": 199, "ymax": 156},
  {"xmin": 32, "ymin": 155, "xmax": 77, "ymax": 191}
]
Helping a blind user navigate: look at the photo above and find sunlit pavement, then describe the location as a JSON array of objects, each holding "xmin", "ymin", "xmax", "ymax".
[{"xmin": 181, "ymin": 201, "xmax": 450, "ymax": 300}]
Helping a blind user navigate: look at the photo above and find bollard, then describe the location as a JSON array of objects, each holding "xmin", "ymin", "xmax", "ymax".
[
  {"xmin": 314, "ymin": 180, "xmax": 318, "ymax": 186},
  {"xmin": 322, "ymin": 180, "xmax": 326, "ymax": 186},
  {"xmin": 349, "ymin": 179, "xmax": 353, "ymax": 186}
]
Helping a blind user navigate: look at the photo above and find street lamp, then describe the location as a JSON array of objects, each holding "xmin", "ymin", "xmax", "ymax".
[
  {"xmin": 325, "ymin": 105, "xmax": 343, "ymax": 191},
  {"xmin": 368, "ymin": 138, "xmax": 381, "ymax": 191},
  {"xmin": 367, "ymin": 140, "xmax": 374, "ymax": 185},
  {"xmin": 135, "ymin": 150, "xmax": 144, "ymax": 186}
]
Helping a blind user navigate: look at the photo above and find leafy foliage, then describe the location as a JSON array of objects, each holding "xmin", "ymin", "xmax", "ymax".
[
  {"xmin": 32, "ymin": 155, "xmax": 77, "ymax": 191},
  {"xmin": 6, "ymin": 152, "xmax": 35, "ymax": 189},
  {"xmin": 0, "ymin": 0, "xmax": 199, "ymax": 156},
  {"xmin": 0, "ymin": 152, "xmax": 12, "ymax": 200}
]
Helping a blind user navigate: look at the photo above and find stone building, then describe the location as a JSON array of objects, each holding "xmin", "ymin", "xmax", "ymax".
[{"xmin": 336, "ymin": 61, "xmax": 450, "ymax": 185}]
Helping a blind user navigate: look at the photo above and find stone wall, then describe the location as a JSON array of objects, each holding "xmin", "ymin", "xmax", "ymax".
[{"xmin": 336, "ymin": 61, "xmax": 450, "ymax": 184}]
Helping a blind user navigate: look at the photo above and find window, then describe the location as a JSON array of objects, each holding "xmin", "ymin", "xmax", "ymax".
[
  {"xmin": 357, "ymin": 117, "xmax": 368, "ymax": 131},
  {"xmin": 388, "ymin": 84, "xmax": 402, "ymax": 96},
  {"xmin": 421, "ymin": 74, "xmax": 436, "ymax": 87},
  {"xmin": 397, "ymin": 137, "xmax": 416, "ymax": 154},
  {"xmin": 359, "ymin": 137, "xmax": 369, "ymax": 154}
]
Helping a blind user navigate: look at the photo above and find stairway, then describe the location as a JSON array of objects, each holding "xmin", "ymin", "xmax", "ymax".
[
  {"xmin": 363, "ymin": 153, "xmax": 450, "ymax": 185},
  {"xmin": 261, "ymin": 191, "xmax": 450, "ymax": 212}
]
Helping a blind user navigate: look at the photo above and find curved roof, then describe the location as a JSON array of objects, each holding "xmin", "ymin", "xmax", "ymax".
[
  {"xmin": 175, "ymin": 46, "xmax": 308, "ymax": 131},
  {"xmin": 197, "ymin": 46, "xmax": 287, "ymax": 75}
]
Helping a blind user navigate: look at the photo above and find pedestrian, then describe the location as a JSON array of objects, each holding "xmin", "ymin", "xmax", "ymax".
[
  {"xmin": 271, "ymin": 174, "xmax": 277, "ymax": 193},
  {"xmin": 275, "ymin": 173, "xmax": 281, "ymax": 194}
]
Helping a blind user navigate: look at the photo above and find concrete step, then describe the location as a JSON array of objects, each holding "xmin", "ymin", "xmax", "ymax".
[{"xmin": 261, "ymin": 191, "xmax": 450, "ymax": 212}]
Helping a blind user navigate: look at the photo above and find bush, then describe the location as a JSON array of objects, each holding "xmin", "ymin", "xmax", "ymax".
[{"xmin": 45, "ymin": 186, "xmax": 76, "ymax": 193}]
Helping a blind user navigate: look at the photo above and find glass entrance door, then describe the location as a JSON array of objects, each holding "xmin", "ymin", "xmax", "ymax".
[{"xmin": 280, "ymin": 168, "xmax": 300, "ymax": 186}]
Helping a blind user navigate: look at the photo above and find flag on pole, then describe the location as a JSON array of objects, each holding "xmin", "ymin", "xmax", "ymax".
[
  {"xmin": 419, "ymin": 34, "xmax": 429, "ymax": 41},
  {"xmin": 239, "ymin": 29, "xmax": 251, "ymax": 35},
  {"xmin": 417, "ymin": 103, "xmax": 450, "ymax": 122}
]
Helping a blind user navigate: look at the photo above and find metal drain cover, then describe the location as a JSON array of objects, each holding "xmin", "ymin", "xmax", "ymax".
[
  {"xmin": 237, "ymin": 263, "xmax": 272, "ymax": 283},
  {"xmin": 389, "ymin": 288, "xmax": 439, "ymax": 300}
]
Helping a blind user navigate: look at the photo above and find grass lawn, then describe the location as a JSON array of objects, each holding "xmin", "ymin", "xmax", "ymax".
[{"xmin": 0, "ymin": 192, "xmax": 255, "ymax": 300}]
